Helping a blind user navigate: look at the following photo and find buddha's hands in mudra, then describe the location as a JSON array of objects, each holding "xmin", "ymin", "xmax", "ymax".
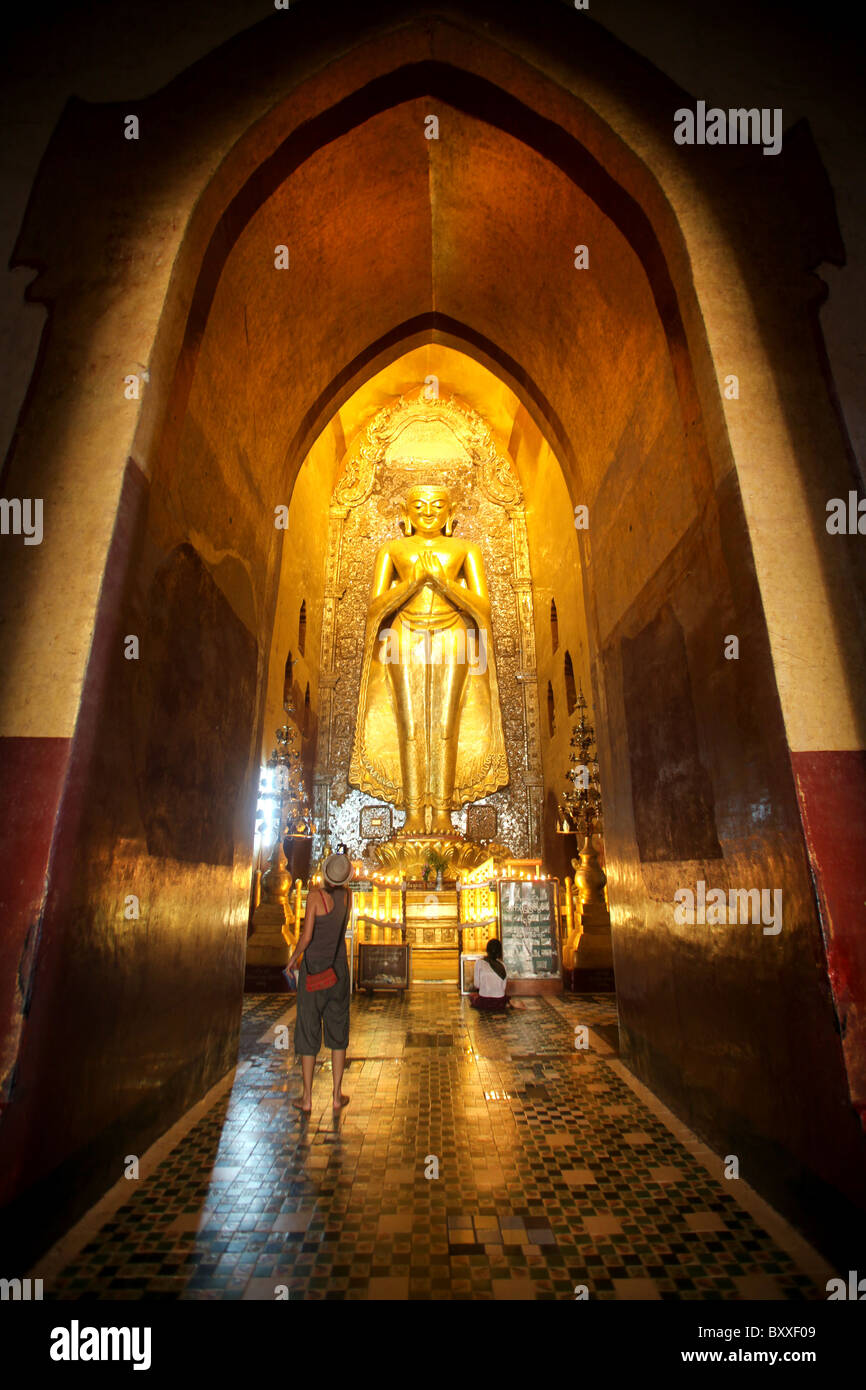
[
  {"xmin": 414, "ymin": 550, "xmax": 446, "ymax": 586},
  {"xmin": 364, "ymin": 484, "xmax": 492, "ymax": 634},
  {"xmin": 366, "ymin": 556, "xmax": 437, "ymax": 626},
  {"xmin": 413, "ymin": 551, "xmax": 485, "ymax": 624}
]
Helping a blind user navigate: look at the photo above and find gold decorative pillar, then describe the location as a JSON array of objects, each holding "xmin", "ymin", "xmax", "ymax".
[
  {"xmin": 311, "ymin": 490, "xmax": 347, "ymax": 861},
  {"xmin": 558, "ymin": 688, "xmax": 613, "ymax": 982},
  {"xmin": 510, "ymin": 504, "xmax": 544, "ymax": 858},
  {"xmin": 570, "ymin": 840, "xmax": 613, "ymax": 975},
  {"xmin": 245, "ymin": 839, "xmax": 292, "ymax": 979},
  {"xmin": 562, "ymin": 871, "xmax": 576, "ymax": 967}
]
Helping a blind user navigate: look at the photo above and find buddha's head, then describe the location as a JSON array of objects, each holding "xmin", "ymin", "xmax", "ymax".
[{"xmin": 402, "ymin": 485, "xmax": 455, "ymax": 537}]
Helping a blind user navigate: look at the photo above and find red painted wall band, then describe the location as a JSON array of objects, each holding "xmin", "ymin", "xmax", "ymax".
[
  {"xmin": 791, "ymin": 748, "xmax": 866, "ymax": 1119},
  {"xmin": 0, "ymin": 737, "xmax": 70, "ymax": 1100}
]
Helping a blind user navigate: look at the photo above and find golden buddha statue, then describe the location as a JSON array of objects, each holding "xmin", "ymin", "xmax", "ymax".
[{"xmin": 350, "ymin": 484, "xmax": 508, "ymax": 834}]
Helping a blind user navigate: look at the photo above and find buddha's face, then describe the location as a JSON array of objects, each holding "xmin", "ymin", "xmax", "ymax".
[{"xmin": 404, "ymin": 487, "xmax": 452, "ymax": 536}]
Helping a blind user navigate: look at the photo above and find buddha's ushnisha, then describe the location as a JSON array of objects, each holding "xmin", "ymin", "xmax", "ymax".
[{"xmin": 350, "ymin": 485, "xmax": 508, "ymax": 831}]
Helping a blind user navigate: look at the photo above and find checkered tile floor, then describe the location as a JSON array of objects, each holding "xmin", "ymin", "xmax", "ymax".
[{"xmin": 41, "ymin": 991, "xmax": 822, "ymax": 1300}]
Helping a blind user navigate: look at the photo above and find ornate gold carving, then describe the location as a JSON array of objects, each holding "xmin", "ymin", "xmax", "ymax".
[
  {"xmin": 360, "ymin": 804, "xmax": 392, "ymax": 839},
  {"xmin": 334, "ymin": 454, "xmax": 374, "ymax": 510},
  {"xmin": 371, "ymin": 835, "xmax": 512, "ymax": 878},
  {"xmin": 466, "ymin": 804, "xmax": 497, "ymax": 842}
]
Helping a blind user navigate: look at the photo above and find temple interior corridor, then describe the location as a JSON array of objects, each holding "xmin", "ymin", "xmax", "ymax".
[
  {"xmin": 36, "ymin": 990, "xmax": 827, "ymax": 1302},
  {"xmin": 2, "ymin": 1, "xmax": 866, "ymax": 1343}
]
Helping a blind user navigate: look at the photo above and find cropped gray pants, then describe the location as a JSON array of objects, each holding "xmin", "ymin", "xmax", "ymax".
[{"xmin": 294, "ymin": 947, "xmax": 351, "ymax": 1056}]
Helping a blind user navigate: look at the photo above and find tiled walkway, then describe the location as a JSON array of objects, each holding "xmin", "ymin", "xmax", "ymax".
[{"xmin": 39, "ymin": 991, "xmax": 827, "ymax": 1300}]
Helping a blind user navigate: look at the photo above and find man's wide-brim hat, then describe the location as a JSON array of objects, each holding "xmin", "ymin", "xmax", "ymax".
[{"xmin": 323, "ymin": 853, "xmax": 352, "ymax": 887}]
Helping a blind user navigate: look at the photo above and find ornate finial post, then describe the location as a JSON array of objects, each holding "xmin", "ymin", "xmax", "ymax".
[{"xmin": 556, "ymin": 687, "xmax": 613, "ymax": 987}]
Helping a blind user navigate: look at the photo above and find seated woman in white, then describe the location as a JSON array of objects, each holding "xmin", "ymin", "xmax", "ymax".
[{"xmin": 470, "ymin": 938, "xmax": 510, "ymax": 1012}]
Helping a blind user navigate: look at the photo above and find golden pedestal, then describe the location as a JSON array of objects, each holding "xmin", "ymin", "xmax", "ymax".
[
  {"xmin": 571, "ymin": 903, "xmax": 614, "ymax": 973},
  {"xmin": 570, "ymin": 842, "xmax": 614, "ymax": 976},
  {"xmin": 372, "ymin": 835, "xmax": 511, "ymax": 879},
  {"xmin": 246, "ymin": 841, "xmax": 291, "ymax": 977},
  {"xmin": 246, "ymin": 901, "xmax": 290, "ymax": 969}
]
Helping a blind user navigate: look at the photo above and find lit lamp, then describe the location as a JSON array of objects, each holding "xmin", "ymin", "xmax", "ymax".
[
  {"xmin": 269, "ymin": 709, "xmax": 318, "ymax": 842},
  {"xmin": 247, "ymin": 708, "xmax": 316, "ymax": 987}
]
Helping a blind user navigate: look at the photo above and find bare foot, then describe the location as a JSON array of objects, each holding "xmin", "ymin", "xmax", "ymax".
[
  {"xmin": 333, "ymin": 1095, "xmax": 350, "ymax": 1110},
  {"xmin": 292, "ymin": 1099, "xmax": 312, "ymax": 1113}
]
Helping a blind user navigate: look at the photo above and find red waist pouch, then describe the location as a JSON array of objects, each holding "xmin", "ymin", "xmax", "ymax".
[{"xmin": 305, "ymin": 966, "xmax": 337, "ymax": 992}]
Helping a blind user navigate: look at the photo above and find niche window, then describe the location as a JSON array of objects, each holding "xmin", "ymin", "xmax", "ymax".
[
  {"xmin": 547, "ymin": 681, "xmax": 556, "ymax": 737},
  {"xmin": 564, "ymin": 651, "xmax": 577, "ymax": 716},
  {"xmin": 298, "ymin": 600, "xmax": 307, "ymax": 657},
  {"xmin": 550, "ymin": 598, "xmax": 559, "ymax": 654}
]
